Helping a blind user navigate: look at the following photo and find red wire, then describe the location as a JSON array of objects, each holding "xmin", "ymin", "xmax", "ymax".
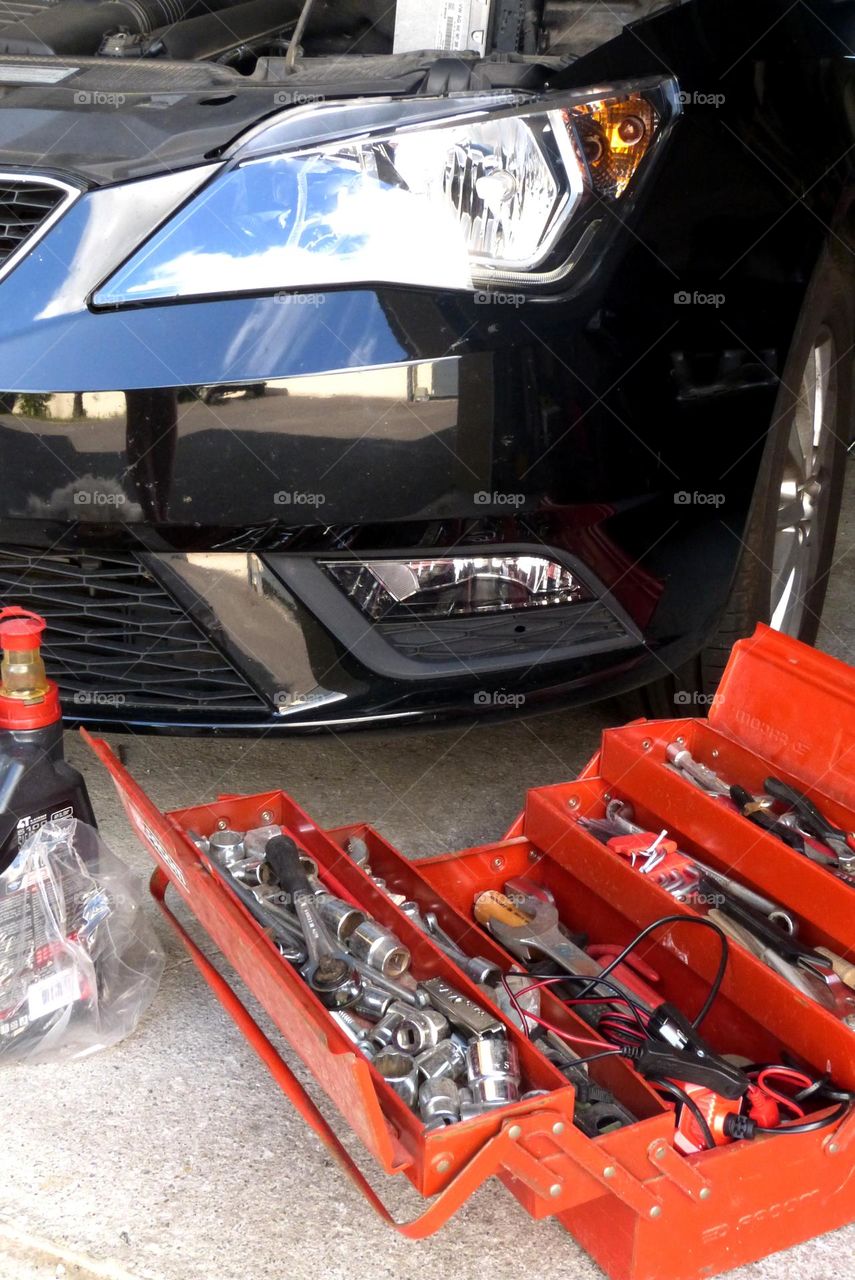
[
  {"xmin": 515, "ymin": 1007, "xmax": 618, "ymax": 1050},
  {"xmin": 754, "ymin": 1068, "xmax": 812, "ymax": 1119},
  {"xmin": 513, "ymin": 975, "xmax": 651, "ymax": 1021}
]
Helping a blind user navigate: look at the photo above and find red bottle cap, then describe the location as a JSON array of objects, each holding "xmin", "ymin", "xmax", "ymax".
[
  {"xmin": 0, "ymin": 606, "xmax": 46, "ymax": 651},
  {"xmin": 0, "ymin": 606, "xmax": 60, "ymax": 730}
]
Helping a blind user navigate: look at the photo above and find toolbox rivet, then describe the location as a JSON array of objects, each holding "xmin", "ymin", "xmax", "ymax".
[
  {"xmin": 603, "ymin": 1166, "xmax": 616, "ymax": 1179},
  {"xmin": 216, "ymin": 819, "xmax": 228, "ymax": 830},
  {"xmin": 649, "ymin": 1206, "xmax": 663, "ymax": 1219},
  {"xmin": 711, "ymin": 749, "xmax": 719, "ymax": 759},
  {"xmin": 491, "ymin": 856, "xmax": 506, "ymax": 871},
  {"xmin": 549, "ymin": 1184, "xmax": 562, "ymax": 1198},
  {"xmin": 654, "ymin": 1147, "xmax": 667, "ymax": 1160},
  {"xmin": 674, "ymin": 736, "xmax": 685, "ymax": 746},
  {"xmin": 508, "ymin": 1124, "xmax": 522, "ymax": 1140},
  {"xmin": 641, "ymin": 739, "xmax": 652, "ymax": 751},
  {"xmin": 827, "ymin": 1142, "xmax": 840, "ymax": 1155},
  {"xmin": 567, "ymin": 797, "xmax": 580, "ymax": 810},
  {"xmin": 603, "ymin": 793, "xmax": 611, "ymax": 803},
  {"xmin": 435, "ymin": 1158, "xmax": 452, "ymax": 1174},
  {"xmin": 528, "ymin": 850, "xmax": 539, "ymax": 863},
  {"xmin": 552, "ymin": 1122, "xmax": 565, "ymax": 1136},
  {"xmin": 699, "ymin": 1188, "xmax": 712, "ymax": 1199},
  {"xmin": 260, "ymin": 810, "xmax": 274, "ymax": 823}
]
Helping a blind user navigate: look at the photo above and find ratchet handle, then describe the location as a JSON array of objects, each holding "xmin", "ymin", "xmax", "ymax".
[{"xmin": 265, "ymin": 834, "xmax": 313, "ymax": 898}]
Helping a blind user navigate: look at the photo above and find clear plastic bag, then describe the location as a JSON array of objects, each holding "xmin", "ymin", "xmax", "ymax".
[{"xmin": 0, "ymin": 817, "xmax": 164, "ymax": 1063}]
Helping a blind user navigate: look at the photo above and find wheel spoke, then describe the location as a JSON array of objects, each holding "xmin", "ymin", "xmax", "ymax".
[{"xmin": 770, "ymin": 328, "xmax": 836, "ymax": 637}]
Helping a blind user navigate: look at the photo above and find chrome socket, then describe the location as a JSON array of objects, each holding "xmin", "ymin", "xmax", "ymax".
[
  {"xmin": 354, "ymin": 983, "xmax": 393, "ymax": 1021},
  {"xmin": 209, "ymin": 830, "xmax": 246, "ymax": 864},
  {"xmin": 465, "ymin": 1035, "xmax": 521, "ymax": 1109},
  {"xmin": 345, "ymin": 836, "xmax": 371, "ymax": 869},
  {"xmin": 243, "ymin": 825, "xmax": 283, "ymax": 859},
  {"xmin": 230, "ymin": 858, "xmax": 273, "ymax": 887},
  {"xmin": 347, "ymin": 919, "xmax": 411, "ymax": 978},
  {"xmin": 419, "ymin": 1078, "xmax": 460, "ymax": 1126},
  {"xmin": 374, "ymin": 1050, "xmax": 419, "ymax": 1108},
  {"xmin": 317, "ymin": 894, "xmax": 366, "ymax": 942},
  {"xmin": 369, "ymin": 1001, "xmax": 411, "ymax": 1048},
  {"xmin": 394, "ymin": 1006, "xmax": 449, "ymax": 1055},
  {"xmin": 414, "ymin": 1038, "xmax": 467, "ymax": 1082}
]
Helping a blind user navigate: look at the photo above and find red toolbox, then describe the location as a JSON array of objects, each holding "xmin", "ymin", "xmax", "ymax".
[{"xmin": 84, "ymin": 625, "xmax": 855, "ymax": 1280}]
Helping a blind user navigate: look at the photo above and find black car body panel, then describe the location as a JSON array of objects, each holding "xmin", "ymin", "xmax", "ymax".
[{"xmin": 0, "ymin": 0, "xmax": 852, "ymax": 731}]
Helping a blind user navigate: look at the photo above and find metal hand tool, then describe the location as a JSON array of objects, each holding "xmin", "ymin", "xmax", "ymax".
[
  {"xmin": 419, "ymin": 977, "xmax": 503, "ymax": 1037},
  {"xmin": 265, "ymin": 834, "xmax": 362, "ymax": 1009},
  {"xmin": 209, "ymin": 829, "xmax": 246, "ymax": 863},
  {"xmin": 764, "ymin": 777, "xmax": 855, "ymax": 864},
  {"xmin": 708, "ymin": 909, "xmax": 836, "ymax": 1008},
  {"xmin": 419, "ymin": 1078, "xmax": 460, "ymax": 1127},
  {"xmin": 731, "ymin": 784, "xmax": 839, "ymax": 866},
  {"xmin": 395, "ymin": 1006, "xmax": 449, "ymax": 1054},
  {"xmin": 374, "ymin": 1049, "xmax": 419, "ymax": 1107},
  {"xmin": 475, "ymin": 892, "xmax": 654, "ymax": 1011},
  {"xmin": 351, "ymin": 956, "xmax": 428, "ymax": 1007},
  {"xmin": 465, "ymin": 1035, "xmax": 520, "ymax": 1109},
  {"xmin": 316, "ymin": 893, "xmax": 365, "ymax": 943},
  {"xmin": 666, "ymin": 744, "xmax": 732, "ymax": 797},
  {"xmin": 346, "ymin": 917, "xmax": 410, "ymax": 977},
  {"xmin": 414, "ymin": 1038, "xmax": 466, "ymax": 1082},
  {"xmin": 422, "ymin": 909, "xmax": 502, "ymax": 986},
  {"xmin": 205, "ymin": 854, "xmax": 307, "ymax": 961}
]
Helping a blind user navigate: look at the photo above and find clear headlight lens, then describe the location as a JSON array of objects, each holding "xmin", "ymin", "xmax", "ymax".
[
  {"xmin": 95, "ymin": 81, "xmax": 674, "ymax": 305},
  {"xmin": 321, "ymin": 555, "xmax": 589, "ymax": 621}
]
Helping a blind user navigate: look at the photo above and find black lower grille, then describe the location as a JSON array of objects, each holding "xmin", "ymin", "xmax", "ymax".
[
  {"xmin": 0, "ymin": 175, "xmax": 70, "ymax": 272},
  {"xmin": 0, "ymin": 550, "xmax": 267, "ymax": 714},
  {"xmin": 379, "ymin": 601, "xmax": 630, "ymax": 663}
]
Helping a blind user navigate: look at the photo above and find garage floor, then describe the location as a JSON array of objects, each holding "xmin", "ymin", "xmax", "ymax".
[{"xmin": 1, "ymin": 462, "xmax": 853, "ymax": 1280}]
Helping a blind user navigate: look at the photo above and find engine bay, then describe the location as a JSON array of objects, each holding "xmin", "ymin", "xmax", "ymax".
[{"xmin": 0, "ymin": 0, "xmax": 630, "ymax": 88}]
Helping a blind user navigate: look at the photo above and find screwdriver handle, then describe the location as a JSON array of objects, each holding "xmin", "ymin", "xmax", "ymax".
[
  {"xmin": 265, "ymin": 835, "xmax": 313, "ymax": 899},
  {"xmin": 473, "ymin": 890, "xmax": 530, "ymax": 928}
]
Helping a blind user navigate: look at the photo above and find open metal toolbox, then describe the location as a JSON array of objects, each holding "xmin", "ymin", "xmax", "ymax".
[{"xmin": 83, "ymin": 625, "xmax": 855, "ymax": 1280}]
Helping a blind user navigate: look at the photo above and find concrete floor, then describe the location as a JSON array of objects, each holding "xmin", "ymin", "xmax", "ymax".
[{"xmin": 0, "ymin": 462, "xmax": 853, "ymax": 1280}]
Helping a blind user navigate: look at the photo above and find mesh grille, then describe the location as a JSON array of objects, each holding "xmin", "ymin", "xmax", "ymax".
[
  {"xmin": 0, "ymin": 177, "xmax": 68, "ymax": 270},
  {"xmin": 0, "ymin": 550, "xmax": 267, "ymax": 713}
]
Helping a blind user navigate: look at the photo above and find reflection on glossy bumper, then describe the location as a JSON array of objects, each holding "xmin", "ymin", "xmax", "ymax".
[{"xmin": 0, "ymin": 359, "xmax": 477, "ymax": 527}]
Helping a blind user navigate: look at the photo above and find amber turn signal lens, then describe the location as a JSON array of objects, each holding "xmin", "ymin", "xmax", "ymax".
[{"xmin": 568, "ymin": 93, "xmax": 659, "ymax": 199}]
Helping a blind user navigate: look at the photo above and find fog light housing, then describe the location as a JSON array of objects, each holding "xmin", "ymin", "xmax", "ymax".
[{"xmin": 320, "ymin": 555, "xmax": 589, "ymax": 621}]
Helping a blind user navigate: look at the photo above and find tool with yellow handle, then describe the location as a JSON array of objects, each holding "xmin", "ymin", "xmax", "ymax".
[
  {"xmin": 473, "ymin": 890, "xmax": 531, "ymax": 930},
  {"xmin": 816, "ymin": 947, "xmax": 855, "ymax": 991}
]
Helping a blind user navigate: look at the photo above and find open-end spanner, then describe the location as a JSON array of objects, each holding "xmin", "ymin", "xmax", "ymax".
[{"xmin": 479, "ymin": 896, "xmax": 654, "ymax": 1011}]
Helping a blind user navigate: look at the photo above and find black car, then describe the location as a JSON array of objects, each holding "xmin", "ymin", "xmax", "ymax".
[{"xmin": 0, "ymin": 0, "xmax": 851, "ymax": 732}]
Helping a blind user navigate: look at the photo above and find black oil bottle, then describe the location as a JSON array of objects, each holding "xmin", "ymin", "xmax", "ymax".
[{"xmin": 0, "ymin": 607, "xmax": 96, "ymax": 873}]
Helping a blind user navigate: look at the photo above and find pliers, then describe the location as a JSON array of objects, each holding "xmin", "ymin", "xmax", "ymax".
[{"xmin": 764, "ymin": 777, "xmax": 855, "ymax": 865}]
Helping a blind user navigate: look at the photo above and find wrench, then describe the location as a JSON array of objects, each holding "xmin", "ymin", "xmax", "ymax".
[{"xmin": 479, "ymin": 896, "xmax": 654, "ymax": 1012}]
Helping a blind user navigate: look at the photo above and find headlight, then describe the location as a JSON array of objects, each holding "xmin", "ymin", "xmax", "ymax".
[{"xmin": 94, "ymin": 79, "xmax": 677, "ymax": 306}]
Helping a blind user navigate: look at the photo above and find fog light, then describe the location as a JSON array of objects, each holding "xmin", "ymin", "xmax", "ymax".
[{"xmin": 320, "ymin": 555, "xmax": 588, "ymax": 621}]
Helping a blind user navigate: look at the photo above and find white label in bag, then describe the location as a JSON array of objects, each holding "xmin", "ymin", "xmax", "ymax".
[{"xmin": 26, "ymin": 968, "xmax": 81, "ymax": 1019}]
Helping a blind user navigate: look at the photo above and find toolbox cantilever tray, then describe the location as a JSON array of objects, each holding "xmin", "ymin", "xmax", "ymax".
[{"xmin": 84, "ymin": 625, "xmax": 855, "ymax": 1280}]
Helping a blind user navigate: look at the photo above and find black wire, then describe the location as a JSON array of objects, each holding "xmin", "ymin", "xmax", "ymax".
[
  {"xmin": 652, "ymin": 1078, "xmax": 717, "ymax": 1150},
  {"xmin": 573, "ymin": 914, "xmax": 729, "ymax": 1029},
  {"xmin": 535, "ymin": 971, "xmax": 652, "ymax": 1036},
  {"xmin": 753, "ymin": 1100, "xmax": 850, "ymax": 1135},
  {"xmin": 561, "ymin": 1048, "xmax": 624, "ymax": 1069}
]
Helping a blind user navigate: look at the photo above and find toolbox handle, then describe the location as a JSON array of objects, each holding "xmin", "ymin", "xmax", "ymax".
[{"xmin": 151, "ymin": 867, "xmax": 638, "ymax": 1236}]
